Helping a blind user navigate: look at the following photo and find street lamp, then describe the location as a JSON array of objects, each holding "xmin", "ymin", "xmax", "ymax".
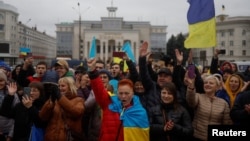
[{"xmin": 72, "ymin": 3, "xmax": 90, "ymax": 60}]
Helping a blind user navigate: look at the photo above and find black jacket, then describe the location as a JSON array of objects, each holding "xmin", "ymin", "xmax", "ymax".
[
  {"xmin": 149, "ymin": 104, "xmax": 193, "ymax": 141},
  {"xmin": 230, "ymin": 91, "xmax": 250, "ymax": 126},
  {"xmin": 1, "ymin": 95, "xmax": 46, "ymax": 141}
]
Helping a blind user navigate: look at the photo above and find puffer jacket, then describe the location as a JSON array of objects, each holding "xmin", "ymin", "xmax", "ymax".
[{"xmin": 39, "ymin": 94, "xmax": 84, "ymax": 141}]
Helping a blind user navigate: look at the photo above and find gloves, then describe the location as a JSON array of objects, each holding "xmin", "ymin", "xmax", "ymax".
[
  {"xmin": 43, "ymin": 82, "xmax": 60, "ymax": 102},
  {"xmin": 50, "ymin": 84, "xmax": 61, "ymax": 101}
]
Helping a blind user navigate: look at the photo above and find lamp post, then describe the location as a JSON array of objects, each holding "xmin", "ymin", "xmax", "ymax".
[
  {"xmin": 72, "ymin": 3, "xmax": 81, "ymax": 60},
  {"xmin": 72, "ymin": 3, "xmax": 90, "ymax": 60}
]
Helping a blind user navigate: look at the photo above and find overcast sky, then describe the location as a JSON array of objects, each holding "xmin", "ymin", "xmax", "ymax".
[{"xmin": 5, "ymin": 0, "xmax": 250, "ymax": 40}]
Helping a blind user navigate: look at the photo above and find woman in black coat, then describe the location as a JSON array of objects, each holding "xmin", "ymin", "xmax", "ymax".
[
  {"xmin": 2, "ymin": 82, "xmax": 46, "ymax": 141},
  {"xmin": 148, "ymin": 82, "xmax": 193, "ymax": 141}
]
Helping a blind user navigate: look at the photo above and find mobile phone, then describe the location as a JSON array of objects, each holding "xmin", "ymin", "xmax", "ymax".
[
  {"xmin": 218, "ymin": 49, "xmax": 226, "ymax": 54},
  {"xmin": 23, "ymin": 87, "xmax": 31, "ymax": 96},
  {"xmin": 187, "ymin": 64, "xmax": 195, "ymax": 79}
]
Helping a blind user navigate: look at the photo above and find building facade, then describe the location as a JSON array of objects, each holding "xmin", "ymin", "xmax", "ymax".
[
  {"xmin": 56, "ymin": 5, "xmax": 167, "ymax": 63},
  {"xmin": 0, "ymin": 1, "xmax": 56, "ymax": 66},
  {"xmin": 192, "ymin": 15, "xmax": 250, "ymax": 66}
]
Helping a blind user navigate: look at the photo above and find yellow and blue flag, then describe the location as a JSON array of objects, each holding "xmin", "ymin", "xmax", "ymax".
[
  {"xmin": 184, "ymin": 0, "xmax": 217, "ymax": 48},
  {"xmin": 109, "ymin": 95, "xmax": 149, "ymax": 141},
  {"xmin": 121, "ymin": 42, "xmax": 135, "ymax": 63},
  {"xmin": 19, "ymin": 47, "xmax": 31, "ymax": 57},
  {"xmin": 89, "ymin": 36, "xmax": 96, "ymax": 58}
]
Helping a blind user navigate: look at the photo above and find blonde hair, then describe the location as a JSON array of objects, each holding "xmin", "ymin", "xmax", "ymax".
[
  {"xmin": 58, "ymin": 77, "xmax": 77, "ymax": 96},
  {"xmin": 204, "ymin": 74, "xmax": 221, "ymax": 87}
]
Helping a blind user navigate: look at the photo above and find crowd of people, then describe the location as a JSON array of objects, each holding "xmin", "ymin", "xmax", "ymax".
[{"xmin": 0, "ymin": 41, "xmax": 250, "ymax": 141}]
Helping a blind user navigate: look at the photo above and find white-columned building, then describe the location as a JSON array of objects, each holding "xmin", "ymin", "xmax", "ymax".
[{"xmin": 56, "ymin": 4, "xmax": 167, "ymax": 63}]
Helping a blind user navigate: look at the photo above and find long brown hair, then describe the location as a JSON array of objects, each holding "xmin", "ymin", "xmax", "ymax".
[{"xmin": 161, "ymin": 82, "xmax": 179, "ymax": 110}]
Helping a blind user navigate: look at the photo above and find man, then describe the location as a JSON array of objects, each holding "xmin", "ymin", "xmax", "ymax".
[
  {"xmin": 95, "ymin": 60, "xmax": 105, "ymax": 71},
  {"xmin": 17, "ymin": 53, "xmax": 35, "ymax": 87},
  {"xmin": 139, "ymin": 41, "xmax": 189, "ymax": 112},
  {"xmin": 17, "ymin": 61, "xmax": 47, "ymax": 87},
  {"xmin": 54, "ymin": 60, "xmax": 74, "ymax": 78},
  {"xmin": 99, "ymin": 69, "xmax": 112, "ymax": 91}
]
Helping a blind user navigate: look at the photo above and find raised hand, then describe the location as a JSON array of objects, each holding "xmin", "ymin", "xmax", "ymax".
[
  {"xmin": 7, "ymin": 82, "xmax": 17, "ymax": 96},
  {"xmin": 139, "ymin": 41, "xmax": 150, "ymax": 57},
  {"xmin": 87, "ymin": 58, "xmax": 97, "ymax": 71},
  {"xmin": 184, "ymin": 71, "xmax": 195, "ymax": 87},
  {"xmin": 175, "ymin": 49, "xmax": 183, "ymax": 65},
  {"xmin": 22, "ymin": 95, "xmax": 33, "ymax": 108}
]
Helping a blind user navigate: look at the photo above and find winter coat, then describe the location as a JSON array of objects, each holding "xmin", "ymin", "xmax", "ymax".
[
  {"xmin": 186, "ymin": 92, "xmax": 232, "ymax": 140},
  {"xmin": 0, "ymin": 89, "xmax": 20, "ymax": 138},
  {"xmin": 230, "ymin": 90, "xmax": 250, "ymax": 126},
  {"xmin": 89, "ymin": 71, "xmax": 149, "ymax": 141},
  {"xmin": 149, "ymin": 104, "xmax": 193, "ymax": 141},
  {"xmin": 39, "ymin": 94, "xmax": 84, "ymax": 141},
  {"xmin": 1, "ymin": 94, "xmax": 45, "ymax": 141}
]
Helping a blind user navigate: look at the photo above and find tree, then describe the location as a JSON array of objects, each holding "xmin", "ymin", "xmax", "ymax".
[
  {"xmin": 166, "ymin": 35, "xmax": 176, "ymax": 60},
  {"xmin": 176, "ymin": 33, "xmax": 190, "ymax": 65},
  {"xmin": 166, "ymin": 33, "xmax": 190, "ymax": 65}
]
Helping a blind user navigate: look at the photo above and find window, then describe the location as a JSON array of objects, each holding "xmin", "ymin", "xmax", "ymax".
[
  {"xmin": 242, "ymin": 40, "xmax": 246, "ymax": 46},
  {"xmin": 242, "ymin": 50, "xmax": 246, "ymax": 56},
  {"xmin": 229, "ymin": 30, "xmax": 234, "ymax": 36},
  {"xmin": 242, "ymin": 30, "xmax": 246, "ymax": 36},
  {"xmin": 221, "ymin": 31, "xmax": 225, "ymax": 37},
  {"xmin": 0, "ymin": 24, "xmax": 4, "ymax": 31},
  {"xmin": 230, "ymin": 50, "xmax": 234, "ymax": 56},
  {"xmin": 221, "ymin": 41, "xmax": 225, "ymax": 47},
  {"xmin": 229, "ymin": 41, "xmax": 234, "ymax": 46},
  {"xmin": 0, "ymin": 14, "xmax": 4, "ymax": 20}
]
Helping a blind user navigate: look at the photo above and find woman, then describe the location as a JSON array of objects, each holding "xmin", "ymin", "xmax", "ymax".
[
  {"xmin": 0, "ymin": 71, "xmax": 20, "ymax": 141},
  {"xmin": 216, "ymin": 74, "xmax": 244, "ymax": 108},
  {"xmin": 77, "ymin": 71, "xmax": 102, "ymax": 141},
  {"xmin": 39, "ymin": 77, "xmax": 84, "ymax": 141},
  {"xmin": 149, "ymin": 82, "xmax": 193, "ymax": 141},
  {"xmin": 87, "ymin": 58, "xmax": 149, "ymax": 141},
  {"xmin": 2, "ymin": 82, "xmax": 46, "ymax": 141},
  {"xmin": 11, "ymin": 64, "xmax": 22, "ymax": 82},
  {"xmin": 185, "ymin": 74, "xmax": 232, "ymax": 140}
]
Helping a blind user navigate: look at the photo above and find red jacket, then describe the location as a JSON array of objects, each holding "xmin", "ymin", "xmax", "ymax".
[
  {"xmin": 27, "ymin": 75, "xmax": 42, "ymax": 83},
  {"xmin": 91, "ymin": 77, "xmax": 124, "ymax": 141}
]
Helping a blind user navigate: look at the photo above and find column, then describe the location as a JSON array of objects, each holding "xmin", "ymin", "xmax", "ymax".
[
  {"xmin": 135, "ymin": 42, "xmax": 139, "ymax": 63},
  {"xmin": 100, "ymin": 41, "xmax": 104, "ymax": 60},
  {"xmin": 84, "ymin": 41, "xmax": 88, "ymax": 59},
  {"xmin": 105, "ymin": 41, "xmax": 108, "ymax": 63}
]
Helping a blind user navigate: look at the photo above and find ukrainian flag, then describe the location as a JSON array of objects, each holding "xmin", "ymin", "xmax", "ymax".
[
  {"xmin": 184, "ymin": 0, "xmax": 217, "ymax": 48},
  {"xmin": 89, "ymin": 36, "xmax": 96, "ymax": 58},
  {"xmin": 109, "ymin": 95, "xmax": 149, "ymax": 141}
]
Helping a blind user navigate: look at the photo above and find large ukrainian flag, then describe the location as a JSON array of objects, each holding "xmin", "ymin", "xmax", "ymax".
[
  {"xmin": 109, "ymin": 95, "xmax": 149, "ymax": 141},
  {"xmin": 184, "ymin": 0, "xmax": 217, "ymax": 48}
]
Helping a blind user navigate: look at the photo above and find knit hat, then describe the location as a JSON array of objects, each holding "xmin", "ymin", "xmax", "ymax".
[
  {"xmin": 99, "ymin": 69, "xmax": 112, "ymax": 80},
  {"xmin": 0, "ymin": 61, "xmax": 11, "ymax": 71},
  {"xmin": 0, "ymin": 70, "xmax": 7, "ymax": 82},
  {"xmin": 54, "ymin": 60, "xmax": 69, "ymax": 71}
]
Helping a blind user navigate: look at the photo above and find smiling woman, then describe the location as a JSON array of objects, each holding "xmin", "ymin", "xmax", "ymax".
[
  {"xmin": 185, "ymin": 73, "xmax": 233, "ymax": 140},
  {"xmin": 148, "ymin": 82, "xmax": 193, "ymax": 141}
]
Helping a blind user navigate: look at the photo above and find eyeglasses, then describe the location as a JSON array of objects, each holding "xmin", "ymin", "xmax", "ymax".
[{"xmin": 100, "ymin": 76, "xmax": 108, "ymax": 79}]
